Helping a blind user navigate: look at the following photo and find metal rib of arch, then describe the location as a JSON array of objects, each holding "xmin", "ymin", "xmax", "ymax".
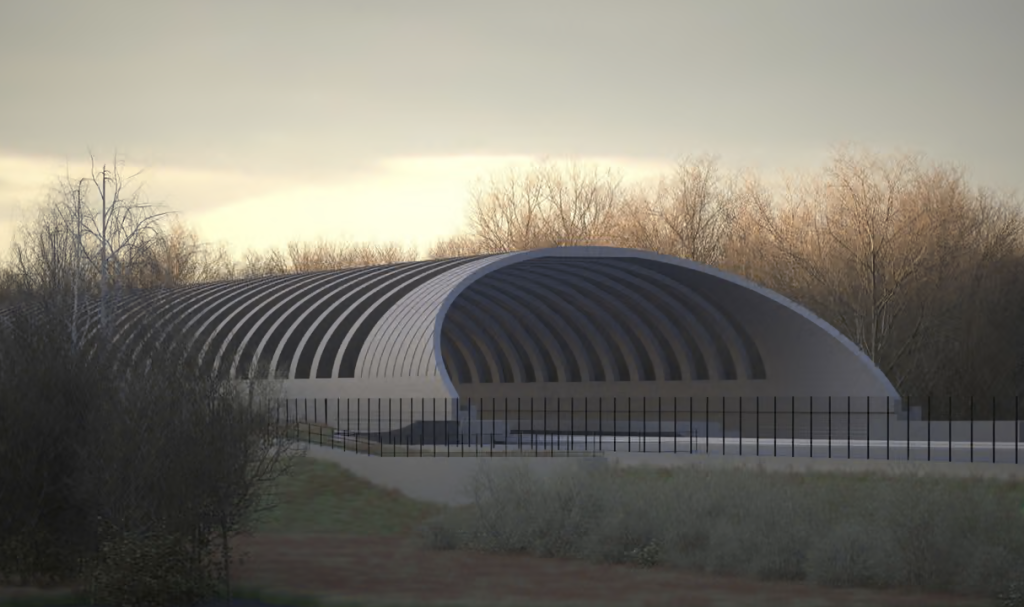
[
  {"xmin": 436, "ymin": 257, "xmax": 767, "ymax": 384},
  {"xmin": 70, "ymin": 256, "xmax": 495, "ymax": 381}
]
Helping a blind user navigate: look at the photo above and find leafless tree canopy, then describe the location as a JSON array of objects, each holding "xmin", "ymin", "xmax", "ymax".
[
  {"xmin": 463, "ymin": 160, "xmax": 627, "ymax": 253},
  {"xmin": 240, "ymin": 239, "xmax": 420, "ymax": 278}
]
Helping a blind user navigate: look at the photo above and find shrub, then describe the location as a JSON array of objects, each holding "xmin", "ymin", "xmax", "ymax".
[
  {"xmin": 82, "ymin": 519, "xmax": 223, "ymax": 607},
  {"xmin": 420, "ymin": 455, "xmax": 1024, "ymax": 600},
  {"xmin": 804, "ymin": 520, "xmax": 902, "ymax": 589}
]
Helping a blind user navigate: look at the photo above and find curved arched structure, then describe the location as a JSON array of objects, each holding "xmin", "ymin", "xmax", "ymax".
[{"xmin": 36, "ymin": 246, "xmax": 900, "ymax": 441}]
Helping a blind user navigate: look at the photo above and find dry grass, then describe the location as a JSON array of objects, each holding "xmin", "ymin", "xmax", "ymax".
[{"xmin": 415, "ymin": 456, "xmax": 1024, "ymax": 603}]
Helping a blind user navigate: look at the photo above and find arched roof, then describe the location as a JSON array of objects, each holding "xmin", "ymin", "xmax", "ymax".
[{"xmin": 15, "ymin": 246, "xmax": 899, "ymax": 401}]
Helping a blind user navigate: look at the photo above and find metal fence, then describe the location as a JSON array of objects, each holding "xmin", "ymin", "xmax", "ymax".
[{"xmin": 271, "ymin": 396, "xmax": 1024, "ymax": 464}]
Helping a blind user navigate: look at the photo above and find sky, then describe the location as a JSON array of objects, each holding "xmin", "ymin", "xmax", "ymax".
[{"xmin": 1, "ymin": 0, "xmax": 1022, "ymax": 260}]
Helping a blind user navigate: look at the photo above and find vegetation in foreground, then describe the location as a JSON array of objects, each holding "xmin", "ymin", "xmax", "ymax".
[
  {"xmin": 416, "ymin": 457, "xmax": 1024, "ymax": 606},
  {"xmin": 4, "ymin": 450, "xmax": 1022, "ymax": 607},
  {"xmin": 0, "ymin": 301, "xmax": 304, "ymax": 607}
]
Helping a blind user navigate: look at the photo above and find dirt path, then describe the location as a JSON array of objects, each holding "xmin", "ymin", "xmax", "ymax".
[{"xmin": 229, "ymin": 533, "xmax": 998, "ymax": 607}]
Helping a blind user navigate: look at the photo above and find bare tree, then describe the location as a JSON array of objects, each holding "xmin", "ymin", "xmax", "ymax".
[
  {"xmin": 244, "ymin": 239, "xmax": 419, "ymax": 278},
  {"xmin": 5, "ymin": 152, "xmax": 173, "ymax": 345},
  {"xmin": 286, "ymin": 239, "xmax": 351, "ymax": 273},
  {"xmin": 76, "ymin": 153, "xmax": 172, "ymax": 337},
  {"xmin": 345, "ymin": 241, "xmax": 419, "ymax": 267},
  {"xmin": 464, "ymin": 159, "xmax": 628, "ymax": 252},
  {"xmin": 466, "ymin": 162, "xmax": 555, "ymax": 252},
  {"xmin": 743, "ymin": 145, "xmax": 1024, "ymax": 404},
  {"xmin": 426, "ymin": 233, "xmax": 489, "ymax": 259},
  {"xmin": 650, "ymin": 156, "xmax": 738, "ymax": 265},
  {"xmin": 541, "ymin": 161, "xmax": 625, "ymax": 247},
  {"xmin": 608, "ymin": 157, "xmax": 741, "ymax": 265},
  {"xmin": 604, "ymin": 182, "xmax": 672, "ymax": 254},
  {"xmin": 241, "ymin": 246, "xmax": 290, "ymax": 278}
]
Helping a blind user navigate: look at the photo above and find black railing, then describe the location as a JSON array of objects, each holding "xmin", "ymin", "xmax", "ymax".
[{"xmin": 269, "ymin": 396, "xmax": 1024, "ymax": 463}]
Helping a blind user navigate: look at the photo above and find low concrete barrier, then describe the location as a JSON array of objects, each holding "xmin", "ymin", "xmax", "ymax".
[{"xmin": 297, "ymin": 442, "xmax": 1024, "ymax": 507}]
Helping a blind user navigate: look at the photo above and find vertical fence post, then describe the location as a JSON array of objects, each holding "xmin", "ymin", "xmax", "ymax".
[
  {"xmin": 530, "ymin": 397, "xmax": 535, "ymax": 453},
  {"xmin": 809, "ymin": 397, "xmax": 813, "ymax": 459},
  {"xmin": 673, "ymin": 396, "xmax": 677, "ymax": 454},
  {"xmin": 516, "ymin": 397, "xmax": 521, "ymax": 453},
  {"xmin": 560, "ymin": 396, "xmax": 565, "ymax": 454},
  {"xmin": 688, "ymin": 395, "xmax": 696, "ymax": 452},
  {"xmin": 628, "ymin": 397, "xmax": 632, "ymax": 453},
  {"xmin": 674, "ymin": 397, "xmax": 681, "ymax": 452},
  {"xmin": 641, "ymin": 396, "xmax": 647, "ymax": 453},
  {"xmin": 755, "ymin": 396, "xmax": 760, "ymax": 457},
  {"xmin": 909, "ymin": 395, "xmax": 917, "ymax": 460},
  {"xmin": 543, "ymin": 396, "xmax": 548, "ymax": 454},
  {"xmin": 740, "ymin": 396, "xmax": 745, "ymax": 455},
  {"xmin": 866, "ymin": 396, "xmax": 871, "ymax": 461},
  {"xmin": 614, "ymin": 397, "xmax": 617, "ymax": 453},
  {"xmin": 721, "ymin": 396, "xmax": 725, "ymax": 455},
  {"xmin": 754, "ymin": 396, "xmax": 760, "ymax": 456}
]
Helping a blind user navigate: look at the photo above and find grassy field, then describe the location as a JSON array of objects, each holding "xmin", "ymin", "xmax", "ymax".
[
  {"xmin": 4, "ymin": 445, "xmax": 1024, "ymax": 607},
  {"xmin": 250, "ymin": 455, "xmax": 453, "ymax": 536}
]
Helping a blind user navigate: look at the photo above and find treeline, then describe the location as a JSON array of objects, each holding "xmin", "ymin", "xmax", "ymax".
[{"xmin": 3, "ymin": 147, "xmax": 1023, "ymax": 409}]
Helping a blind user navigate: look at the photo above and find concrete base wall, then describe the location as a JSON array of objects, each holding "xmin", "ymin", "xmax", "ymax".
[{"xmin": 299, "ymin": 444, "xmax": 1024, "ymax": 508}]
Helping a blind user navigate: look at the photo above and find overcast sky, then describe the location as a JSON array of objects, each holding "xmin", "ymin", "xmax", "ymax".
[{"xmin": 1, "ymin": 0, "xmax": 1021, "ymax": 259}]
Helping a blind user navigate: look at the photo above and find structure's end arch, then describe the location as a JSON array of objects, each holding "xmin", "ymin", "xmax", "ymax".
[{"xmin": 427, "ymin": 247, "xmax": 898, "ymax": 408}]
